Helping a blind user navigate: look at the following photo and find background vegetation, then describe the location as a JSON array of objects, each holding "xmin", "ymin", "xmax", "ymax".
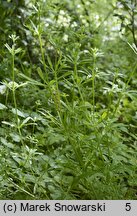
[{"xmin": 0, "ymin": 0, "xmax": 137, "ymax": 199}]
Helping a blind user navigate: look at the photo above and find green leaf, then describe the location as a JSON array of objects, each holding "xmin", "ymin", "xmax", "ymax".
[
  {"xmin": 5, "ymin": 43, "xmax": 12, "ymax": 53},
  {"xmin": 0, "ymin": 103, "xmax": 7, "ymax": 110},
  {"xmin": 10, "ymin": 133, "xmax": 21, "ymax": 142},
  {"xmin": 37, "ymin": 67, "xmax": 45, "ymax": 82},
  {"xmin": 11, "ymin": 108, "xmax": 26, "ymax": 118},
  {"xmin": 101, "ymin": 111, "xmax": 107, "ymax": 120},
  {"xmin": 0, "ymin": 85, "xmax": 7, "ymax": 94},
  {"xmin": 0, "ymin": 137, "xmax": 14, "ymax": 149},
  {"xmin": 2, "ymin": 121, "xmax": 15, "ymax": 127}
]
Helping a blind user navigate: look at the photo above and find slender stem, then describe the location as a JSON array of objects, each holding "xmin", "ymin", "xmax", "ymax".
[
  {"xmin": 38, "ymin": 34, "xmax": 48, "ymax": 83},
  {"xmin": 12, "ymin": 51, "xmax": 18, "ymax": 124},
  {"xmin": 12, "ymin": 48, "xmax": 24, "ymax": 145},
  {"xmin": 74, "ymin": 54, "xmax": 84, "ymax": 101},
  {"xmin": 92, "ymin": 57, "xmax": 96, "ymax": 114},
  {"xmin": 107, "ymin": 69, "xmax": 119, "ymax": 116},
  {"xmin": 54, "ymin": 67, "xmax": 61, "ymax": 113}
]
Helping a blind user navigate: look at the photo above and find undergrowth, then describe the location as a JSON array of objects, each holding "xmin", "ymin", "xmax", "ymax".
[{"xmin": 0, "ymin": 0, "xmax": 137, "ymax": 199}]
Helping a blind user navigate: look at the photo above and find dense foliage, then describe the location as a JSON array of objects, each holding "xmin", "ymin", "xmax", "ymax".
[{"xmin": 0, "ymin": 0, "xmax": 137, "ymax": 199}]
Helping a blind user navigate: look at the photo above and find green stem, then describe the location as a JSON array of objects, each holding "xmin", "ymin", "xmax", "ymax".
[
  {"xmin": 38, "ymin": 34, "xmax": 48, "ymax": 83},
  {"xmin": 12, "ymin": 52, "xmax": 18, "ymax": 124},
  {"xmin": 74, "ymin": 55, "xmax": 84, "ymax": 101},
  {"xmin": 92, "ymin": 57, "xmax": 96, "ymax": 114},
  {"xmin": 12, "ymin": 50, "xmax": 24, "ymax": 145}
]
